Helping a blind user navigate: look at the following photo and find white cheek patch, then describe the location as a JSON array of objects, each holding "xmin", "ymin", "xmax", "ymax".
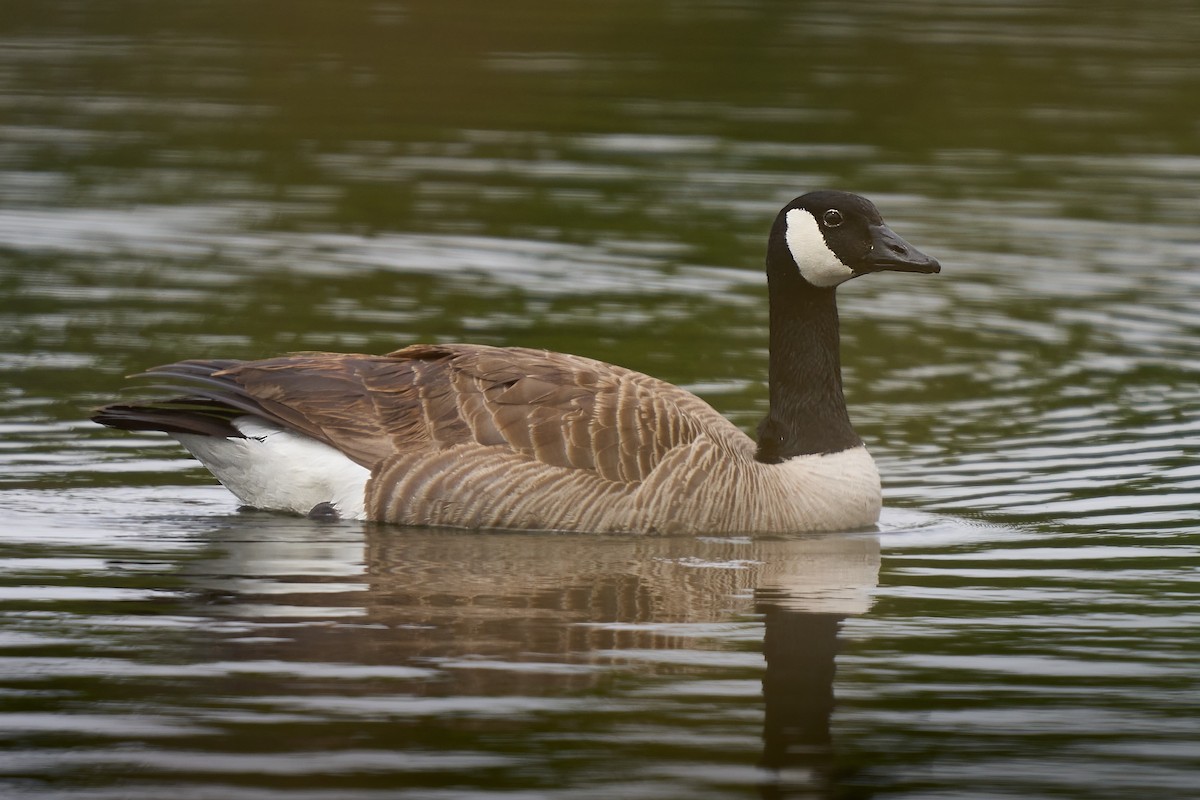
[{"xmin": 785, "ymin": 208, "xmax": 855, "ymax": 287}]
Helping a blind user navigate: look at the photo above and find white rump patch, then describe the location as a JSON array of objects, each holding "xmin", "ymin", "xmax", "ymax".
[
  {"xmin": 785, "ymin": 208, "xmax": 855, "ymax": 287},
  {"xmin": 174, "ymin": 417, "xmax": 370, "ymax": 519}
]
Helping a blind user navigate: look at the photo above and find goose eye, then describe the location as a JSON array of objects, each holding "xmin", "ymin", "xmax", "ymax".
[{"xmin": 822, "ymin": 209, "xmax": 844, "ymax": 228}]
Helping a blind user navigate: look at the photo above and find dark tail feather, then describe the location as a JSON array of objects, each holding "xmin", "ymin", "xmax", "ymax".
[
  {"xmin": 91, "ymin": 397, "xmax": 245, "ymax": 438},
  {"xmin": 93, "ymin": 359, "xmax": 253, "ymax": 438}
]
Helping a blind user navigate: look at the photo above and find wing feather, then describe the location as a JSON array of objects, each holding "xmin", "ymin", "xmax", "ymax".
[{"xmin": 114, "ymin": 343, "xmax": 753, "ymax": 484}]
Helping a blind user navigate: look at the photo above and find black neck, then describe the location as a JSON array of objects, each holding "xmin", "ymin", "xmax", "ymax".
[{"xmin": 755, "ymin": 269, "xmax": 861, "ymax": 462}]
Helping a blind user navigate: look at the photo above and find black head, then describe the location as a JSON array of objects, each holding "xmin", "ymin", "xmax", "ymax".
[{"xmin": 769, "ymin": 190, "xmax": 941, "ymax": 288}]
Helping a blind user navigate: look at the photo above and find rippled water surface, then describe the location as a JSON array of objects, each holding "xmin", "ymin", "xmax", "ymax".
[{"xmin": 2, "ymin": 1, "xmax": 1199, "ymax": 797}]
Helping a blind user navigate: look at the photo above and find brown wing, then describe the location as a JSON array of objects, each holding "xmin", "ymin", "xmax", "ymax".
[{"xmin": 128, "ymin": 343, "xmax": 754, "ymax": 483}]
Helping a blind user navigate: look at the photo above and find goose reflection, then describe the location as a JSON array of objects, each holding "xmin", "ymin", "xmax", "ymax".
[{"xmin": 191, "ymin": 519, "xmax": 880, "ymax": 797}]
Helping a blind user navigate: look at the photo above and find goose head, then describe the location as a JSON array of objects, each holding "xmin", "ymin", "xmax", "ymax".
[{"xmin": 768, "ymin": 190, "xmax": 941, "ymax": 288}]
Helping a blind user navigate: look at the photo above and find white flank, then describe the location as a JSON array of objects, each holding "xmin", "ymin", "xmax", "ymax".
[
  {"xmin": 784, "ymin": 208, "xmax": 855, "ymax": 287},
  {"xmin": 174, "ymin": 417, "xmax": 370, "ymax": 519}
]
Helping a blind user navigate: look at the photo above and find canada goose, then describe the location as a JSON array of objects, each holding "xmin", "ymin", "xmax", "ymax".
[{"xmin": 92, "ymin": 191, "xmax": 940, "ymax": 534}]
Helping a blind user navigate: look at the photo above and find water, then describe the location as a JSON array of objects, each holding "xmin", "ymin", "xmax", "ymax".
[{"xmin": 2, "ymin": 0, "xmax": 1199, "ymax": 797}]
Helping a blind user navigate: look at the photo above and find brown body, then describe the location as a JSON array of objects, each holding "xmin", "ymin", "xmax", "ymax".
[{"xmin": 98, "ymin": 344, "xmax": 881, "ymax": 533}]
